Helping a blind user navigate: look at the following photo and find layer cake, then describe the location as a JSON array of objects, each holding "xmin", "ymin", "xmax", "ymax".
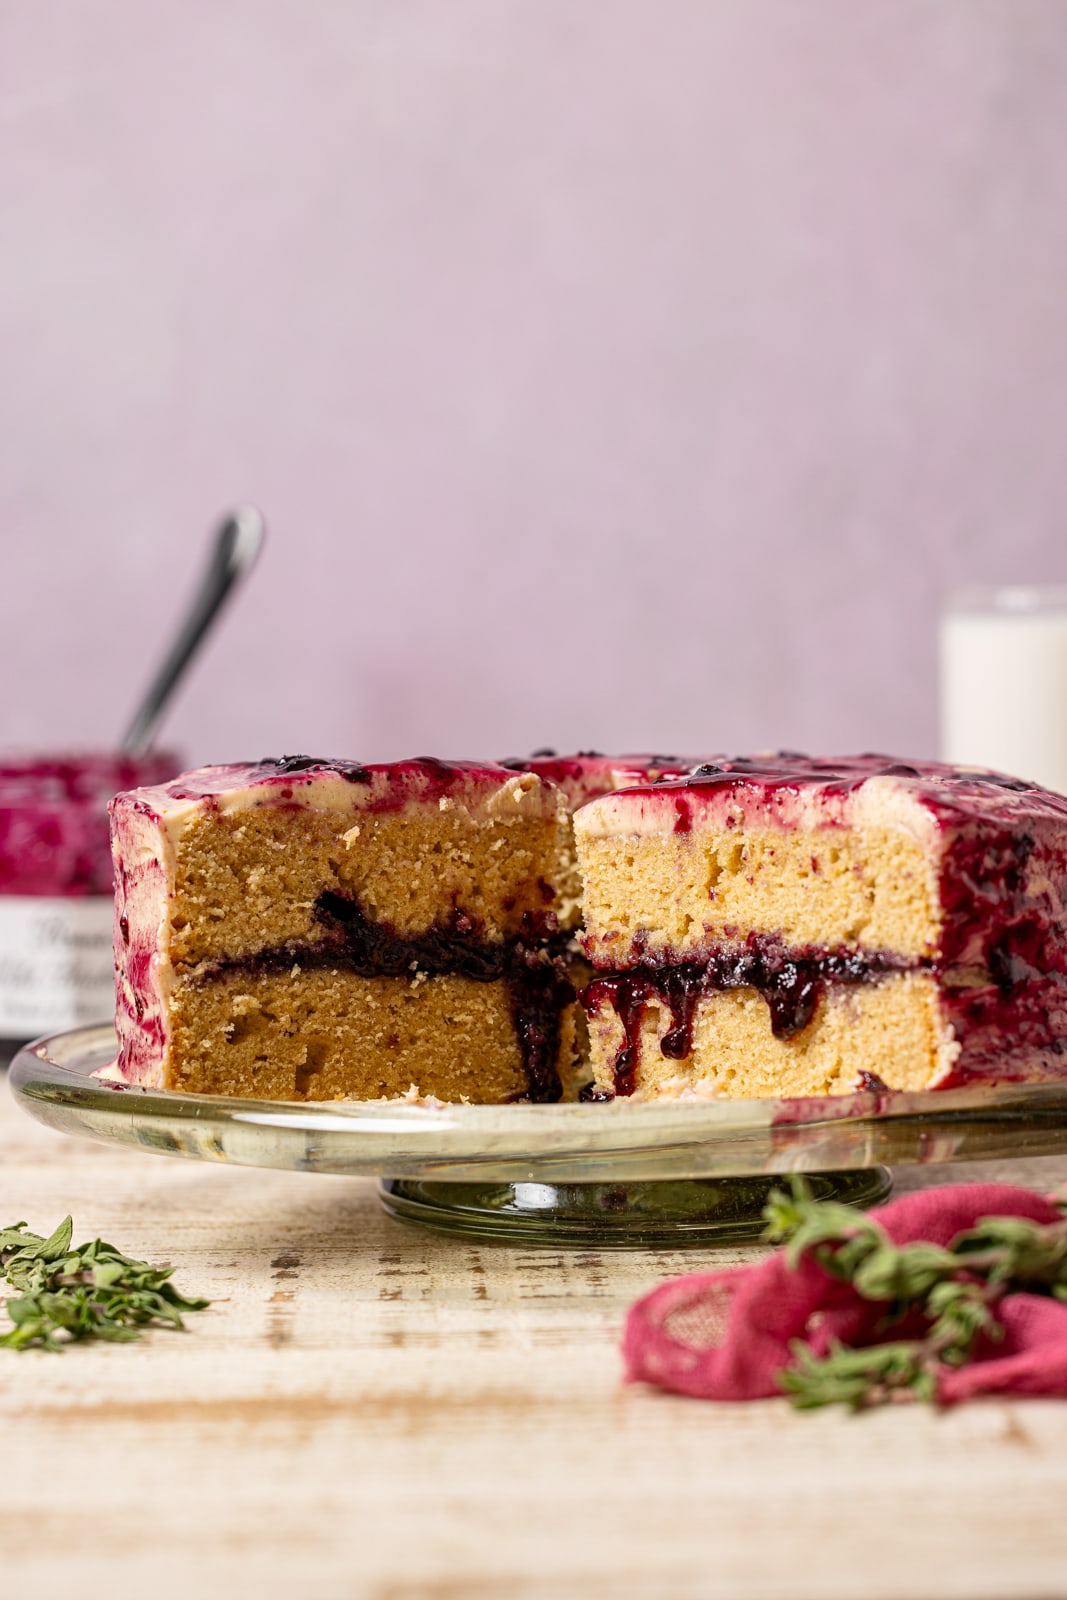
[
  {"xmin": 575, "ymin": 755, "xmax": 1067, "ymax": 1098},
  {"xmin": 111, "ymin": 753, "xmax": 686, "ymax": 1101}
]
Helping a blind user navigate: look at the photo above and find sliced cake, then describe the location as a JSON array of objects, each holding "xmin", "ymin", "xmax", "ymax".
[
  {"xmin": 109, "ymin": 752, "xmax": 686, "ymax": 1103},
  {"xmin": 575, "ymin": 754, "xmax": 1067, "ymax": 1099}
]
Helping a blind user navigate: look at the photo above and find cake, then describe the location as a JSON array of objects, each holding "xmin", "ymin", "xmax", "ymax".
[
  {"xmin": 575, "ymin": 754, "xmax": 1067, "ymax": 1099},
  {"xmin": 110, "ymin": 752, "xmax": 687, "ymax": 1102},
  {"xmin": 110, "ymin": 750, "xmax": 1067, "ymax": 1105}
]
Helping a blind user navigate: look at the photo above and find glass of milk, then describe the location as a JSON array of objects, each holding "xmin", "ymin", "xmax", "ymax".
[{"xmin": 940, "ymin": 586, "xmax": 1067, "ymax": 795}]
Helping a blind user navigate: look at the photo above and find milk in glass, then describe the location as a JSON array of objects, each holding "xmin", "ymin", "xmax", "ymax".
[{"xmin": 940, "ymin": 587, "xmax": 1067, "ymax": 795}]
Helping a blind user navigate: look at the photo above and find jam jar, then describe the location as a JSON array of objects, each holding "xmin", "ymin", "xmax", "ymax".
[{"xmin": 0, "ymin": 753, "xmax": 178, "ymax": 1063}]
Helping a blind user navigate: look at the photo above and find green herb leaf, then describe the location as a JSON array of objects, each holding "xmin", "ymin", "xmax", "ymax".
[
  {"xmin": 35, "ymin": 1216, "xmax": 74, "ymax": 1262},
  {"xmin": 0, "ymin": 1218, "xmax": 210, "ymax": 1352},
  {"xmin": 778, "ymin": 1337, "xmax": 932, "ymax": 1410},
  {"xmin": 850, "ymin": 1241, "xmax": 959, "ymax": 1304}
]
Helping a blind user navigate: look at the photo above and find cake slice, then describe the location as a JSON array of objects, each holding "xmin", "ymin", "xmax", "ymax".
[
  {"xmin": 574, "ymin": 754, "xmax": 1067, "ymax": 1099},
  {"xmin": 109, "ymin": 752, "xmax": 686, "ymax": 1103}
]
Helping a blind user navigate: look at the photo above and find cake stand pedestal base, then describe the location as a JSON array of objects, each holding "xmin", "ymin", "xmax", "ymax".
[{"xmin": 378, "ymin": 1168, "xmax": 893, "ymax": 1248}]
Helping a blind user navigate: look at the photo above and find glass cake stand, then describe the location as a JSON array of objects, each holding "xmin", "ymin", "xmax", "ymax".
[{"xmin": 12, "ymin": 1024, "xmax": 1067, "ymax": 1247}]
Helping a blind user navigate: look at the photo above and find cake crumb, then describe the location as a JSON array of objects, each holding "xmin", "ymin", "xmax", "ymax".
[{"xmin": 342, "ymin": 825, "xmax": 361, "ymax": 846}]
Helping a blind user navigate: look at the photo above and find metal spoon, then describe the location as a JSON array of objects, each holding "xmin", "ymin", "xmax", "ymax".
[{"xmin": 120, "ymin": 506, "xmax": 266, "ymax": 756}]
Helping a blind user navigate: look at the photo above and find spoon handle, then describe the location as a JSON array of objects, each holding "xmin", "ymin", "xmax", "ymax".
[{"xmin": 120, "ymin": 506, "xmax": 266, "ymax": 756}]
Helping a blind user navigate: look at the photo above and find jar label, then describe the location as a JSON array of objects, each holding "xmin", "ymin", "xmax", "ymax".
[{"xmin": 0, "ymin": 896, "xmax": 114, "ymax": 1037}]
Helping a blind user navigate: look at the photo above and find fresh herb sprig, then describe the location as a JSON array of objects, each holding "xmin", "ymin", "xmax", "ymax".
[
  {"xmin": 0, "ymin": 1218, "xmax": 209, "ymax": 1351},
  {"xmin": 763, "ymin": 1179, "xmax": 1067, "ymax": 1410}
]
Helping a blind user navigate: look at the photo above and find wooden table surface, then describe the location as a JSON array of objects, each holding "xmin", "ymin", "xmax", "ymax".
[{"xmin": 4, "ymin": 1081, "xmax": 1067, "ymax": 1600}]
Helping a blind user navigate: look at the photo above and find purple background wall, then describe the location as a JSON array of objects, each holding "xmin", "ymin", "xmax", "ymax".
[{"xmin": 3, "ymin": 2, "xmax": 1067, "ymax": 770}]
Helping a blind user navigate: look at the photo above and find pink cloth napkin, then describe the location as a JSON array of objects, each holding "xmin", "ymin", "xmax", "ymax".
[{"xmin": 623, "ymin": 1184, "xmax": 1067, "ymax": 1403}]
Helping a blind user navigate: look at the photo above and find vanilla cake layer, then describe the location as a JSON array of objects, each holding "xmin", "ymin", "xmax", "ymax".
[
  {"xmin": 574, "ymin": 755, "xmax": 1067, "ymax": 1098},
  {"xmin": 168, "ymin": 968, "xmax": 583, "ymax": 1103},
  {"xmin": 122, "ymin": 758, "xmax": 573, "ymax": 966},
  {"xmin": 579, "ymin": 810, "xmax": 938, "ymax": 963},
  {"xmin": 577, "ymin": 764, "xmax": 944, "ymax": 965},
  {"xmin": 110, "ymin": 753, "xmax": 678, "ymax": 1102}
]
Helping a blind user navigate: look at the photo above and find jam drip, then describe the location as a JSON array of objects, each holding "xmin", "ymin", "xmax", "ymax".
[
  {"xmin": 195, "ymin": 892, "xmax": 573, "ymax": 1103},
  {"xmin": 584, "ymin": 937, "xmax": 911, "ymax": 1097}
]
